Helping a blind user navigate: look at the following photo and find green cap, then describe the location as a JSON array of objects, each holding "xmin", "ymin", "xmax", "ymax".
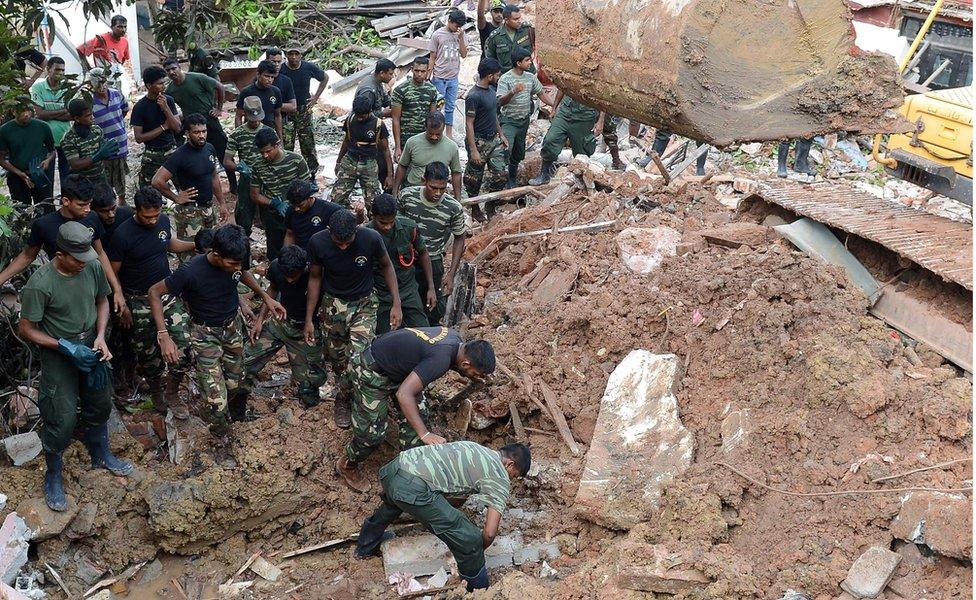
[
  {"xmin": 490, "ymin": 0, "xmax": 505, "ymax": 10},
  {"xmin": 56, "ymin": 221, "xmax": 98, "ymax": 263}
]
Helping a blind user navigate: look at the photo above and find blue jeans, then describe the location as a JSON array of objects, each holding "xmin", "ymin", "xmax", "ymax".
[{"xmin": 432, "ymin": 77, "xmax": 459, "ymax": 127}]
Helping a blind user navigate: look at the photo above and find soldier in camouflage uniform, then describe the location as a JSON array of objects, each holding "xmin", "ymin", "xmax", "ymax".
[
  {"xmin": 149, "ymin": 224, "xmax": 286, "ymax": 433},
  {"xmin": 107, "ymin": 187, "xmax": 196, "ymax": 412},
  {"xmin": 463, "ymin": 58, "xmax": 508, "ymax": 205},
  {"xmin": 355, "ymin": 441, "xmax": 530, "ymax": 591},
  {"xmin": 368, "ymin": 193, "xmax": 436, "ymax": 334},
  {"xmin": 355, "ymin": 58, "xmax": 396, "ymax": 187},
  {"xmin": 333, "ymin": 94, "xmax": 393, "ymax": 213},
  {"xmin": 335, "ymin": 327, "xmax": 497, "ymax": 495},
  {"xmin": 391, "ymin": 57, "xmax": 440, "ymax": 161},
  {"xmin": 282, "ymin": 46, "xmax": 328, "ymax": 175},
  {"xmin": 253, "ymin": 127, "xmax": 311, "ymax": 260},
  {"xmin": 61, "ymin": 98, "xmax": 118, "ymax": 184},
  {"xmin": 224, "ymin": 97, "xmax": 272, "ymax": 236},
  {"xmin": 242, "ymin": 244, "xmax": 327, "ymax": 407},
  {"xmin": 529, "ymin": 90, "xmax": 600, "ymax": 186},
  {"xmin": 398, "ymin": 162, "xmax": 467, "ymax": 325},
  {"xmin": 131, "ymin": 66, "xmax": 181, "ymax": 189},
  {"xmin": 305, "ymin": 209, "xmax": 401, "ymax": 429}
]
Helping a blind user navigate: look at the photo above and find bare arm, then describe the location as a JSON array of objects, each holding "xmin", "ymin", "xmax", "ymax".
[
  {"xmin": 250, "ymin": 184, "xmax": 273, "ymax": 208},
  {"xmin": 483, "ymin": 507, "xmax": 502, "ymax": 548},
  {"xmin": 303, "ymin": 264, "xmax": 322, "ymax": 344},
  {"xmin": 445, "ymin": 234, "xmax": 465, "ymax": 294},
  {"xmin": 336, "ymin": 137, "xmax": 349, "ymax": 164},
  {"xmin": 458, "ymin": 27, "xmax": 468, "ymax": 59},
  {"xmin": 167, "ymin": 238, "xmax": 196, "ymax": 254},
  {"xmin": 133, "ymin": 124, "xmax": 168, "ymax": 144},
  {"xmin": 149, "ymin": 280, "xmax": 180, "ymax": 363},
  {"xmin": 19, "ymin": 318, "xmax": 59, "ymax": 351},
  {"xmin": 214, "ymin": 83, "xmax": 225, "ymax": 116},
  {"xmin": 33, "ymin": 104, "xmax": 70, "ymax": 121},
  {"xmin": 94, "ymin": 293, "xmax": 110, "ymax": 340},
  {"xmin": 465, "ymin": 115, "xmax": 481, "ymax": 164},
  {"xmin": 274, "ymin": 110, "xmax": 283, "ymax": 139},
  {"xmin": 212, "ymin": 169, "xmax": 227, "ymax": 220},
  {"xmin": 0, "ymin": 245, "xmax": 41, "ymax": 288},
  {"xmin": 451, "ymin": 172, "xmax": 463, "ymax": 206},
  {"xmin": 477, "ymin": 0, "xmax": 488, "ymax": 30},
  {"xmin": 378, "ymin": 252, "xmax": 401, "ymax": 329},
  {"xmin": 391, "ymin": 104, "xmax": 403, "ymax": 153},
  {"xmin": 152, "ymin": 166, "xmax": 186, "ymax": 204},
  {"xmin": 380, "ymin": 137, "xmax": 394, "ymax": 188},
  {"xmin": 419, "ymin": 248, "xmax": 436, "ymax": 310},
  {"xmin": 310, "ymin": 74, "xmax": 328, "ymax": 106},
  {"xmin": 235, "ymin": 108, "xmax": 243, "ymax": 128},
  {"xmin": 395, "ymin": 373, "xmax": 443, "ymax": 443},
  {"xmin": 391, "ymin": 163, "xmax": 407, "ymax": 196},
  {"xmin": 94, "ymin": 240, "xmax": 126, "ymax": 315},
  {"xmin": 240, "ymin": 270, "xmax": 285, "ymax": 319}
]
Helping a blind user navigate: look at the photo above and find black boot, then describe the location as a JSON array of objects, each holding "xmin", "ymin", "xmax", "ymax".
[
  {"xmin": 529, "ymin": 160, "xmax": 555, "ymax": 186},
  {"xmin": 462, "ymin": 565, "xmax": 490, "ymax": 591},
  {"xmin": 794, "ymin": 138, "xmax": 815, "ymax": 175},
  {"xmin": 354, "ymin": 516, "xmax": 396, "ymax": 559},
  {"xmin": 83, "ymin": 423, "xmax": 134, "ymax": 476},
  {"xmin": 505, "ymin": 163, "xmax": 519, "ymax": 189},
  {"xmin": 334, "ymin": 389, "xmax": 352, "ymax": 429},
  {"xmin": 228, "ymin": 390, "xmax": 253, "ymax": 422},
  {"xmin": 43, "ymin": 451, "xmax": 67, "ymax": 512},
  {"xmin": 777, "ymin": 141, "xmax": 790, "ymax": 177},
  {"xmin": 651, "ymin": 130, "xmax": 671, "ymax": 156},
  {"xmin": 208, "ymin": 406, "xmax": 231, "ymax": 437}
]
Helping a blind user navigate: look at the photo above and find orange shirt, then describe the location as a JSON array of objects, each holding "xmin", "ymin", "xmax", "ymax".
[{"xmin": 77, "ymin": 33, "xmax": 130, "ymax": 64}]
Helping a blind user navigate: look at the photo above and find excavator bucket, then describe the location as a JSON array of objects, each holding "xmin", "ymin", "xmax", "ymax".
[{"xmin": 538, "ymin": 0, "xmax": 911, "ymax": 146}]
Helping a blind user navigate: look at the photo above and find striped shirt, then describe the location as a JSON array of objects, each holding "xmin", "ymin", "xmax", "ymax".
[
  {"xmin": 397, "ymin": 441, "xmax": 511, "ymax": 513},
  {"xmin": 253, "ymin": 150, "xmax": 310, "ymax": 200},
  {"xmin": 391, "ymin": 79, "xmax": 439, "ymax": 139},
  {"xmin": 496, "ymin": 70, "xmax": 543, "ymax": 121},
  {"xmin": 60, "ymin": 124, "xmax": 106, "ymax": 181},
  {"xmin": 398, "ymin": 186, "xmax": 466, "ymax": 260},
  {"xmin": 92, "ymin": 88, "xmax": 129, "ymax": 159},
  {"xmin": 227, "ymin": 123, "xmax": 271, "ymax": 167}
]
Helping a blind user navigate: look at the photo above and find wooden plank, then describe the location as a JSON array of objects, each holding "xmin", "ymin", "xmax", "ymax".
[
  {"xmin": 537, "ymin": 380, "xmax": 581, "ymax": 456},
  {"xmin": 459, "ymin": 185, "xmax": 547, "ymax": 206},
  {"xmin": 650, "ymin": 151, "xmax": 672, "ymax": 184},
  {"xmin": 509, "ymin": 401, "xmax": 526, "ymax": 441},
  {"xmin": 280, "ymin": 536, "xmax": 358, "ymax": 559},
  {"xmin": 397, "ymin": 37, "xmax": 433, "ymax": 50},
  {"xmin": 496, "ymin": 363, "xmax": 553, "ymax": 421}
]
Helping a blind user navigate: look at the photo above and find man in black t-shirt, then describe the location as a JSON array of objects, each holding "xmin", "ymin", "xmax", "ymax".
[
  {"xmin": 131, "ymin": 66, "xmax": 182, "ymax": 188},
  {"xmin": 337, "ymin": 327, "xmax": 497, "ymax": 492},
  {"xmin": 91, "ymin": 182, "xmax": 134, "ymax": 247},
  {"xmin": 0, "ymin": 175, "xmax": 126, "ymax": 315},
  {"xmin": 108, "ymin": 187, "xmax": 196, "ymax": 412},
  {"xmin": 478, "ymin": 0, "xmax": 505, "ymax": 50},
  {"xmin": 304, "ymin": 209, "xmax": 400, "ymax": 430},
  {"xmin": 333, "ymin": 94, "xmax": 392, "ymax": 212},
  {"xmin": 282, "ymin": 46, "xmax": 328, "ymax": 173},
  {"xmin": 463, "ymin": 58, "xmax": 508, "ymax": 208},
  {"xmin": 283, "ymin": 180, "xmax": 343, "ymax": 250},
  {"xmin": 235, "ymin": 60, "xmax": 284, "ymax": 139},
  {"xmin": 264, "ymin": 48, "xmax": 298, "ymax": 123},
  {"xmin": 148, "ymin": 224, "xmax": 285, "ymax": 433},
  {"xmin": 152, "ymin": 113, "xmax": 227, "ymax": 244},
  {"xmin": 242, "ymin": 244, "xmax": 327, "ymax": 408}
]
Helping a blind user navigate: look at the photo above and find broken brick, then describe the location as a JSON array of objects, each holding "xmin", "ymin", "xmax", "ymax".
[
  {"xmin": 840, "ymin": 545, "xmax": 901, "ymax": 599},
  {"xmin": 890, "ymin": 491, "xmax": 972, "ymax": 560}
]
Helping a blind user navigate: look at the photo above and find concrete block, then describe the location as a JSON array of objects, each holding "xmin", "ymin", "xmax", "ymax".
[
  {"xmin": 382, "ymin": 535, "xmax": 455, "ymax": 578},
  {"xmin": 615, "ymin": 544, "xmax": 709, "ymax": 594},
  {"xmin": 616, "ymin": 227, "xmax": 681, "ymax": 274},
  {"xmin": 575, "ymin": 350, "xmax": 694, "ymax": 529},
  {"xmin": 0, "ymin": 513, "xmax": 30, "ymax": 586},
  {"xmin": 890, "ymin": 491, "xmax": 972, "ymax": 559},
  {"xmin": 381, "ymin": 533, "xmax": 560, "ymax": 578},
  {"xmin": 840, "ymin": 545, "xmax": 901, "ymax": 599},
  {"xmin": 2, "ymin": 432, "xmax": 41, "ymax": 467},
  {"xmin": 16, "ymin": 496, "xmax": 80, "ymax": 542}
]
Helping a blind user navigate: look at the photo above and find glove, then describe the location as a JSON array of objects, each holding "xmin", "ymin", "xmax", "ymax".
[
  {"xmin": 236, "ymin": 161, "xmax": 253, "ymax": 177},
  {"xmin": 91, "ymin": 138, "xmax": 120, "ymax": 162},
  {"xmin": 29, "ymin": 158, "xmax": 51, "ymax": 188},
  {"xmin": 57, "ymin": 338, "xmax": 98, "ymax": 372},
  {"xmin": 85, "ymin": 361, "xmax": 112, "ymax": 390},
  {"xmin": 269, "ymin": 196, "xmax": 288, "ymax": 217}
]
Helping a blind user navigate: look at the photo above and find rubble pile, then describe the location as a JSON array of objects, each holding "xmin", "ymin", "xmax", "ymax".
[{"xmin": 0, "ymin": 165, "xmax": 971, "ymax": 598}]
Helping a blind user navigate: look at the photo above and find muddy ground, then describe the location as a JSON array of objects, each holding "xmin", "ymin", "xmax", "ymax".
[{"xmin": 1, "ymin": 157, "xmax": 970, "ymax": 600}]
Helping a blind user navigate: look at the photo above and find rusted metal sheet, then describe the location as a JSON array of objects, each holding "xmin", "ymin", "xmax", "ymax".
[{"xmin": 753, "ymin": 179, "xmax": 973, "ymax": 291}]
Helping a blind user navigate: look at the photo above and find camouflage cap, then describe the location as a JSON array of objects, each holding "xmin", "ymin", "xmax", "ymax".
[{"xmin": 242, "ymin": 96, "xmax": 264, "ymax": 122}]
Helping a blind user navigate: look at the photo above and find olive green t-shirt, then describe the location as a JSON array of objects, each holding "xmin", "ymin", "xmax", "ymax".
[
  {"xmin": 0, "ymin": 118, "xmax": 55, "ymax": 171},
  {"xmin": 166, "ymin": 72, "xmax": 218, "ymax": 119},
  {"xmin": 398, "ymin": 134, "xmax": 461, "ymax": 186},
  {"xmin": 21, "ymin": 260, "xmax": 110, "ymax": 339}
]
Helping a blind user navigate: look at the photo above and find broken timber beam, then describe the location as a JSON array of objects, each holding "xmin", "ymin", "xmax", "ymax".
[
  {"xmin": 459, "ymin": 185, "xmax": 548, "ymax": 206},
  {"xmin": 537, "ymin": 380, "xmax": 581, "ymax": 456}
]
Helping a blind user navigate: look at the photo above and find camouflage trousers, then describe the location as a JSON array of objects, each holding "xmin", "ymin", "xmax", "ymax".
[
  {"xmin": 189, "ymin": 316, "xmax": 245, "ymax": 413},
  {"xmin": 603, "ymin": 115, "xmax": 622, "ymax": 154},
  {"xmin": 318, "ymin": 292, "xmax": 378, "ymax": 397},
  {"xmin": 346, "ymin": 349, "xmax": 429, "ymax": 463},
  {"xmin": 127, "ymin": 293, "xmax": 191, "ymax": 381},
  {"xmin": 243, "ymin": 318, "xmax": 327, "ymax": 406},
  {"xmin": 174, "ymin": 203, "xmax": 217, "ymax": 264},
  {"xmin": 331, "ymin": 155, "xmax": 381, "ymax": 213},
  {"xmin": 376, "ymin": 287, "xmax": 429, "ymax": 335},
  {"xmin": 284, "ymin": 108, "xmax": 319, "ymax": 175},
  {"xmin": 104, "ymin": 157, "xmax": 128, "ymax": 203},
  {"xmin": 463, "ymin": 135, "xmax": 508, "ymax": 198},
  {"xmin": 139, "ymin": 145, "xmax": 176, "ymax": 189}
]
